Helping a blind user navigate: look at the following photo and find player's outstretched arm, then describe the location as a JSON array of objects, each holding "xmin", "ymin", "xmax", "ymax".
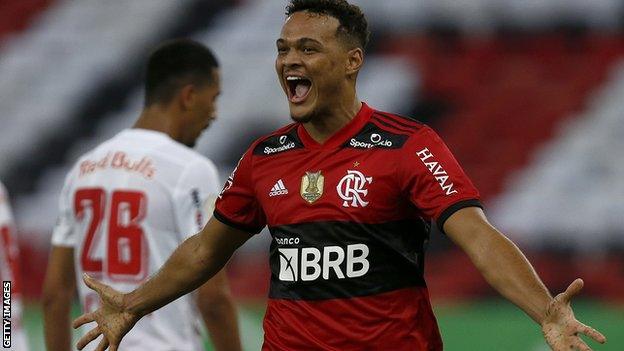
[
  {"xmin": 42, "ymin": 246, "xmax": 76, "ymax": 351},
  {"xmin": 444, "ymin": 207, "xmax": 606, "ymax": 351},
  {"xmin": 72, "ymin": 217, "xmax": 252, "ymax": 351}
]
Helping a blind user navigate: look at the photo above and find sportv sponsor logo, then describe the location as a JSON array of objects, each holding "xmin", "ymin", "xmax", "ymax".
[
  {"xmin": 264, "ymin": 142, "xmax": 296, "ymax": 155},
  {"xmin": 416, "ymin": 148, "xmax": 458, "ymax": 195},
  {"xmin": 278, "ymin": 244, "xmax": 369, "ymax": 282},
  {"xmin": 349, "ymin": 133, "xmax": 393, "ymax": 149}
]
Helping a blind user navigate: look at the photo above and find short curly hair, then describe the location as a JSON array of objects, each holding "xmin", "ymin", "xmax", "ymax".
[
  {"xmin": 145, "ymin": 39, "xmax": 219, "ymax": 106},
  {"xmin": 286, "ymin": 0, "xmax": 370, "ymax": 51}
]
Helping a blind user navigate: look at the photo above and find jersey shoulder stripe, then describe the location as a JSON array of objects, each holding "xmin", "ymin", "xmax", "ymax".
[
  {"xmin": 370, "ymin": 115, "xmax": 418, "ymax": 135},
  {"xmin": 252, "ymin": 123, "xmax": 304, "ymax": 156},
  {"xmin": 374, "ymin": 111, "xmax": 425, "ymax": 129}
]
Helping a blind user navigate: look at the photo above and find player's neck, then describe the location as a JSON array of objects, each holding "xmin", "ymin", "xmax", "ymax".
[
  {"xmin": 302, "ymin": 97, "xmax": 362, "ymax": 144},
  {"xmin": 133, "ymin": 106, "xmax": 180, "ymax": 141}
]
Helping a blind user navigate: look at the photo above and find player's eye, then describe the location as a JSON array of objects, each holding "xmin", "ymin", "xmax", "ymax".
[
  {"xmin": 302, "ymin": 47, "xmax": 316, "ymax": 54},
  {"xmin": 277, "ymin": 47, "xmax": 288, "ymax": 55}
]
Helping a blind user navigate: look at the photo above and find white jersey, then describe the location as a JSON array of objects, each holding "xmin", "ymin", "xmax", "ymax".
[
  {"xmin": 0, "ymin": 182, "xmax": 29, "ymax": 351},
  {"xmin": 52, "ymin": 129, "xmax": 221, "ymax": 351}
]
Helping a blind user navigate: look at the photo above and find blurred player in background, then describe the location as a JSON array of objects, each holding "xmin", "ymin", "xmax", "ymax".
[
  {"xmin": 0, "ymin": 182, "xmax": 29, "ymax": 351},
  {"xmin": 72, "ymin": 1, "xmax": 606, "ymax": 351},
  {"xmin": 42, "ymin": 39, "xmax": 242, "ymax": 351}
]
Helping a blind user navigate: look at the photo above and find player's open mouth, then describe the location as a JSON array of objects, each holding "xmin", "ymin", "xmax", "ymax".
[{"xmin": 285, "ymin": 76, "xmax": 312, "ymax": 104}]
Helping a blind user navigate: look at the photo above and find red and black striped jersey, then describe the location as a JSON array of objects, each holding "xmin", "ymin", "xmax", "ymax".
[{"xmin": 215, "ymin": 102, "xmax": 481, "ymax": 350}]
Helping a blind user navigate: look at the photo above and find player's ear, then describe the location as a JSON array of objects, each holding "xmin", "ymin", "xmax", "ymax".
[
  {"xmin": 178, "ymin": 84, "xmax": 196, "ymax": 110},
  {"xmin": 345, "ymin": 47, "xmax": 364, "ymax": 77}
]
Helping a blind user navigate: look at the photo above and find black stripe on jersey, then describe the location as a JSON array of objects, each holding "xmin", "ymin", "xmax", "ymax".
[
  {"xmin": 342, "ymin": 122, "xmax": 409, "ymax": 149},
  {"xmin": 370, "ymin": 116, "xmax": 417, "ymax": 135},
  {"xmin": 268, "ymin": 219, "xmax": 430, "ymax": 300},
  {"xmin": 436, "ymin": 198, "xmax": 483, "ymax": 233},
  {"xmin": 375, "ymin": 111, "xmax": 423, "ymax": 129},
  {"xmin": 213, "ymin": 209, "xmax": 265, "ymax": 234},
  {"xmin": 253, "ymin": 125, "xmax": 304, "ymax": 156}
]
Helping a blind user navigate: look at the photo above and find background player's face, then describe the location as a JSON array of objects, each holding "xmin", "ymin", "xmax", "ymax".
[
  {"xmin": 181, "ymin": 69, "xmax": 221, "ymax": 147},
  {"xmin": 276, "ymin": 12, "xmax": 351, "ymax": 122}
]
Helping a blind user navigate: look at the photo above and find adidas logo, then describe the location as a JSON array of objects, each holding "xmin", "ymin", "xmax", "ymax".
[{"xmin": 269, "ymin": 179, "xmax": 289, "ymax": 197}]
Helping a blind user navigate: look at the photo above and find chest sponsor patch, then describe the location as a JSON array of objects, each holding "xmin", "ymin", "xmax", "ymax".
[{"xmin": 277, "ymin": 244, "xmax": 370, "ymax": 282}]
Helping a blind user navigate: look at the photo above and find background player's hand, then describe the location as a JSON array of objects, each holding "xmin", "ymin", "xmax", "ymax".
[
  {"xmin": 72, "ymin": 274, "xmax": 139, "ymax": 351},
  {"xmin": 541, "ymin": 279, "xmax": 606, "ymax": 351}
]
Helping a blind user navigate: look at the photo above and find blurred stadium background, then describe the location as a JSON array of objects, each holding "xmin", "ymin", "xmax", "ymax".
[{"xmin": 1, "ymin": 0, "xmax": 623, "ymax": 350}]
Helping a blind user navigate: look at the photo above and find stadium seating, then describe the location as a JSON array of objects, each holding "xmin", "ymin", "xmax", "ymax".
[
  {"xmin": 492, "ymin": 61, "xmax": 624, "ymax": 248},
  {"xmin": 355, "ymin": 0, "xmax": 623, "ymax": 31},
  {"xmin": 380, "ymin": 34, "xmax": 624, "ymax": 201},
  {"xmin": 0, "ymin": 0, "xmax": 197, "ymax": 177}
]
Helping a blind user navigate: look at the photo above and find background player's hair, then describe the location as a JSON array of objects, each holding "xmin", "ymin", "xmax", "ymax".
[
  {"xmin": 285, "ymin": 0, "xmax": 370, "ymax": 52},
  {"xmin": 144, "ymin": 39, "xmax": 219, "ymax": 106}
]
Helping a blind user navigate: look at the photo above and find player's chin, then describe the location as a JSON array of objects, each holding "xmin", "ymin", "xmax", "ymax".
[
  {"xmin": 288, "ymin": 100, "xmax": 316, "ymax": 123},
  {"xmin": 289, "ymin": 107, "xmax": 314, "ymax": 123}
]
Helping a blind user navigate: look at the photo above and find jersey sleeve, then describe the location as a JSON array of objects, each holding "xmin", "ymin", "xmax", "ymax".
[
  {"xmin": 51, "ymin": 173, "xmax": 77, "ymax": 247},
  {"xmin": 173, "ymin": 159, "xmax": 222, "ymax": 240},
  {"xmin": 398, "ymin": 126, "xmax": 482, "ymax": 231},
  {"xmin": 213, "ymin": 147, "xmax": 266, "ymax": 234}
]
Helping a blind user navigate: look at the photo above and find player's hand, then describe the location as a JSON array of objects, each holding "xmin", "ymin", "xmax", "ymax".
[
  {"xmin": 541, "ymin": 279, "xmax": 606, "ymax": 351},
  {"xmin": 72, "ymin": 274, "xmax": 139, "ymax": 351}
]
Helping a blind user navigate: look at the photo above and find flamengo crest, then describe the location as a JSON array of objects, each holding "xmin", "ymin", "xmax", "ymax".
[
  {"xmin": 337, "ymin": 170, "xmax": 373, "ymax": 208},
  {"xmin": 300, "ymin": 171, "xmax": 324, "ymax": 203}
]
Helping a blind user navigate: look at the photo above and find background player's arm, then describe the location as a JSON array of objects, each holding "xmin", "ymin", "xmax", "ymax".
[
  {"xmin": 196, "ymin": 270, "xmax": 242, "ymax": 351},
  {"xmin": 444, "ymin": 207, "xmax": 606, "ymax": 350},
  {"xmin": 173, "ymin": 160, "xmax": 243, "ymax": 351},
  {"xmin": 42, "ymin": 246, "xmax": 76, "ymax": 351},
  {"xmin": 73, "ymin": 217, "xmax": 251, "ymax": 351}
]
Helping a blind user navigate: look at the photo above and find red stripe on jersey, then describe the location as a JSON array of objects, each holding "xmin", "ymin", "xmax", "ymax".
[
  {"xmin": 262, "ymin": 287, "xmax": 443, "ymax": 351},
  {"xmin": 375, "ymin": 111, "xmax": 424, "ymax": 129},
  {"xmin": 370, "ymin": 115, "xmax": 416, "ymax": 135},
  {"xmin": 371, "ymin": 113, "xmax": 422, "ymax": 135}
]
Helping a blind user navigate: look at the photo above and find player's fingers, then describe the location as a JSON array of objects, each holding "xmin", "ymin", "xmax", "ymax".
[
  {"xmin": 83, "ymin": 273, "xmax": 106, "ymax": 294},
  {"xmin": 72, "ymin": 312, "xmax": 95, "ymax": 329},
  {"xmin": 578, "ymin": 322, "xmax": 606, "ymax": 344},
  {"xmin": 110, "ymin": 340, "xmax": 119, "ymax": 351},
  {"xmin": 94, "ymin": 337, "xmax": 109, "ymax": 351},
  {"xmin": 572, "ymin": 338, "xmax": 592, "ymax": 351},
  {"xmin": 560, "ymin": 278, "xmax": 584, "ymax": 303},
  {"xmin": 83, "ymin": 273, "xmax": 122, "ymax": 306},
  {"xmin": 76, "ymin": 326, "xmax": 102, "ymax": 350}
]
